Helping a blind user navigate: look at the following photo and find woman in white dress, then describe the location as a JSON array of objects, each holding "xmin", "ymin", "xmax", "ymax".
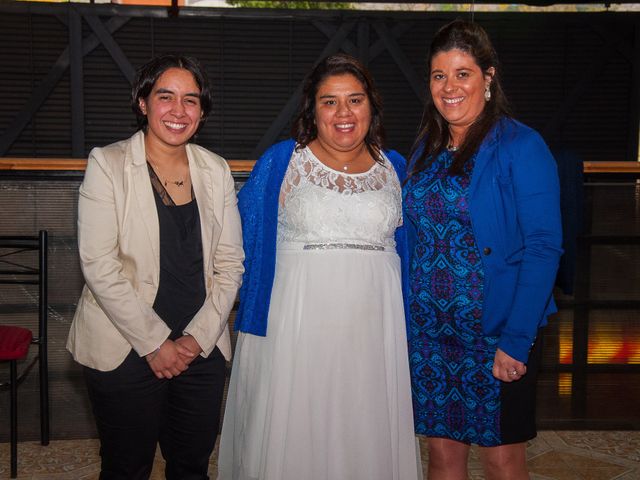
[{"xmin": 218, "ymin": 53, "xmax": 419, "ymax": 480}]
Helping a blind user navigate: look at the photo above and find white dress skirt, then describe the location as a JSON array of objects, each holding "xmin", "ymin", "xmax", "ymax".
[{"xmin": 218, "ymin": 147, "xmax": 420, "ymax": 480}]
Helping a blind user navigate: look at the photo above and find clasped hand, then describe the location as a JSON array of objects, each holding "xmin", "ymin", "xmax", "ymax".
[
  {"xmin": 146, "ymin": 335, "xmax": 202, "ymax": 379},
  {"xmin": 492, "ymin": 348, "xmax": 527, "ymax": 383}
]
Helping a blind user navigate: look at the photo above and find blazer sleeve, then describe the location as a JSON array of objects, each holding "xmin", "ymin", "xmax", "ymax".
[
  {"xmin": 497, "ymin": 130, "xmax": 563, "ymax": 362},
  {"xmin": 184, "ymin": 163, "xmax": 244, "ymax": 357},
  {"xmin": 386, "ymin": 150, "xmax": 412, "ymax": 336},
  {"xmin": 233, "ymin": 146, "xmax": 267, "ymax": 332},
  {"xmin": 77, "ymin": 148, "xmax": 171, "ymax": 357},
  {"xmin": 234, "ymin": 139, "xmax": 295, "ymax": 335}
]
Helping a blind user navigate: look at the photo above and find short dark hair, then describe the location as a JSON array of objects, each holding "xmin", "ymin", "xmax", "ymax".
[
  {"xmin": 131, "ymin": 54, "xmax": 212, "ymax": 133},
  {"xmin": 409, "ymin": 20, "xmax": 511, "ymax": 177},
  {"xmin": 291, "ymin": 53, "xmax": 386, "ymax": 163}
]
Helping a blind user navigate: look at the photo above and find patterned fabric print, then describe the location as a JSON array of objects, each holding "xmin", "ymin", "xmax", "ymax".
[{"xmin": 404, "ymin": 152, "xmax": 502, "ymax": 447}]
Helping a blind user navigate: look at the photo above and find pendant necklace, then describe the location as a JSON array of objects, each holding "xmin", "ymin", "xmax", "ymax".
[
  {"xmin": 340, "ymin": 146, "xmax": 366, "ymax": 171},
  {"xmin": 147, "ymin": 155, "xmax": 185, "ymax": 187}
]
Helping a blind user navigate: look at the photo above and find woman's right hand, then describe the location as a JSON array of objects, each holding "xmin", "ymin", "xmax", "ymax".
[{"xmin": 146, "ymin": 339, "xmax": 195, "ymax": 379}]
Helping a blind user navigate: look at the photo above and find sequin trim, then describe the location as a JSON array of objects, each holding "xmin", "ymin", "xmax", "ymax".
[{"xmin": 303, "ymin": 243, "xmax": 385, "ymax": 251}]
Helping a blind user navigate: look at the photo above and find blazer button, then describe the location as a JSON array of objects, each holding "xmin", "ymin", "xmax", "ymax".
[{"xmin": 483, "ymin": 247, "xmax": 492, "ymax": 255}]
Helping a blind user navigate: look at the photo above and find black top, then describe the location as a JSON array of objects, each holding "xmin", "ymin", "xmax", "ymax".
[{"xmin": 148, "ymin": 164, "xmax": 206, "ymax": 338}]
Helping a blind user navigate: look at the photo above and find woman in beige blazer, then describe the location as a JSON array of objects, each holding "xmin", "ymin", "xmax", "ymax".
[{"xmin": 67, "ymin": 54, "xmax": 243, "ymax": 480}]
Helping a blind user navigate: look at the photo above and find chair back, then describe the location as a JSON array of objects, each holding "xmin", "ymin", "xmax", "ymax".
[
  {"xmin": 0, "ymin": 231, "xmax": 48, "ymax": 339},
  {"xmin": 0, "ymin": 230, "xmax": 49, "ymax": 441}
]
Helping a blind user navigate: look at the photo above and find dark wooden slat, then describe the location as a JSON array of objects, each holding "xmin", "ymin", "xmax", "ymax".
[
  {"xmin": 371, "ymin": 20, "xmax": 424, "ymax": 102},
  {"xmin": 542, "ymin": 24, "xmax": 626, "ymax": 144},
  {"xmin": 0, "ymin": 16, "xmax": 130, "ymax": 157},
  {"xmin": 251, "ymin": 20, "xmax": 357, "ymax": 158},
  {"xmin": 69, "ymin": 7, "xmax": 85, "ymax": 157},
  {"xmin": 83, "ymin": 14, "xmax": 136, "ymax": 84},
  {"xmin": 628, "ymin": 19, "xmax": 640, "ymax": 167},
  {"xmin": 312, "ymin": 20, "xmax": 357, "ymax": 57},
  {"xmin": 357, "ymin": 21, "xmax": 370, "ymax": 66}
]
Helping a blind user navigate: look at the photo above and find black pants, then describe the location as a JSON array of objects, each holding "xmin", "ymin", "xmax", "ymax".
[{"xmin": 84, "ymin": 347, "xmax": 226, "ymax": 480}]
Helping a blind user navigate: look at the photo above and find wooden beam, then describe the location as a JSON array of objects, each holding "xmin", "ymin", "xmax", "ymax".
[
  {"xmin": 84, "ymin": 14, "xmax": 136, "ymax": 84},
  {"xmin": 313, "ymin": 20, "xmax": 414, "ymax": 66},
  {"xmin": 0, "ymin": 158, "xmax": 256, "ymax": 173},
  {"xmin": 542, "ymin": 24, "xmax": 626, "ymax": 142},
  {"xmin": 250, "ymin": 20, "xmax": 414, "ymax": 159},
  {"xmin": 251, "ymin": 20, "xmax": 356, "ymax": 158},
  {"xmin": 371, "ymin": 20, "xmax": 424, "ymax": 102},
  {"xmin": 582, "ymin": 161, "xmax": 640, "ymax": 173},
  {"xmin": 0, "ymin": 16, "xmax": 130, "ymax": 157},
  {"xmin": 357, "ymin": 20, "xmax": 370, "ymax": 66},
  {"xmin": 312, "ymin": 21, "xmax": 357, "ymax": 57},
  {"xmin": 69, "ymin": 7, "xmax": 85, "ymax": 158},
  {"xmin": 3, "ymin": 158, "xmax": 638, "ymax": 175},
  {"xmin": 629, "ymin": 18, "xmax": 640, "ymax": 163},
  {"xmin": 0, "ymin": 158, "xmax": 88, "ymax": 171},
  {"xmin": 369, "ymin": 22, "xmax": 413, "ymax": 59}
]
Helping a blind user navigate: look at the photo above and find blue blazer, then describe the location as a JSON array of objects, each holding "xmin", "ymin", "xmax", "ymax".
[
  {"xmin": 235, "ymin": 139, "xmax": 410, "ymax": 337},
  {"xmin": 405, "ymin": 118, "xmax": 563, "ymax": 363}
]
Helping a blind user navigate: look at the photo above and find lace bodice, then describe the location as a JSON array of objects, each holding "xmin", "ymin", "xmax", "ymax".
[{"xmin": 277, "ymin": 146, "xmax": 402, "ymax": 247}]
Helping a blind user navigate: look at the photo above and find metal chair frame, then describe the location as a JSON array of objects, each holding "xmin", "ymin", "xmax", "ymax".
[{"xmin": 0, "ymin": 231, "xmax": 49, "ymax": 478}]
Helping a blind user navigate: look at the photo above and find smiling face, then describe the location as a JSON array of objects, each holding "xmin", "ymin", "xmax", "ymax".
[
  {"xmin": 139, "ymin": 67, "xmax": 203, "ymax": 150},
  {"xmin": 429, "ymin": 48, "xmax": 494, "ymax": 141},
  {"xmin": 313, "ymin": 73, "xmax": 372, "ymax": 155}
]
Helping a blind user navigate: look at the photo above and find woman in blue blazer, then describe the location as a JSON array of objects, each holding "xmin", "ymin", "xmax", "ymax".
[{"xmin": 403, "ymin": 20, "xmax": 562, "ymax": 480}]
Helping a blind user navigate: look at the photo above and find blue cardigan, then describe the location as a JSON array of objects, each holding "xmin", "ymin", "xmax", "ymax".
[
  {"xmin": 404, "ymin": 118, "xmax": 563, "ymax": 363},
  {"xmin": 235, "ymin": 139, "xmax": 410, "ymax": 336}
]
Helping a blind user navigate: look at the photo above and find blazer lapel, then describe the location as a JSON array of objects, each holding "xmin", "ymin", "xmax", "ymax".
[
  {"xmin": 469, "ymin": 120, "xmax": 502, "ymax": 200},
  {"xmin": 129, "ymin": 131, "xmax": 160, "ymax": 282},
  {"xmin": 189, "ymin": 145, "xmax": 221, "ymax": 275}
]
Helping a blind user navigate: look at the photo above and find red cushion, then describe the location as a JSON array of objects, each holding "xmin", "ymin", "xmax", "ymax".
[{"xmin": 0, "ymin": 326, "xmax": 33, "ymax": 360}]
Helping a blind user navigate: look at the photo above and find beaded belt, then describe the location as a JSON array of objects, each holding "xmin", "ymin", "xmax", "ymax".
[
  {"xmin": 303, "ymin": 243, "xmax": 385, "ymax": 251},
  {"xmin": 278, "ymin": 241, "xmax": 389, "ymax": 252}
]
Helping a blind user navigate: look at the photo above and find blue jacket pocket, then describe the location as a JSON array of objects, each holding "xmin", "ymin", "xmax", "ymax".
[{"xmin": 504, "ymin": 246, "xmax": 524, "ymax": 264}]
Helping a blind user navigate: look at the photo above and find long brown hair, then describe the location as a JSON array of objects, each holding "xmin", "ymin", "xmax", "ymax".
[
  {"xmin": 291, "ymin": 53, "xmax": 386, "ymax": 163},
  {"xmin": 409, "ymin": 20, "xmax": 511, "ymax": 177}
]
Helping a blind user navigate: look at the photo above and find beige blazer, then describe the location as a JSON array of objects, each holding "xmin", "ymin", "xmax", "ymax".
[{"xmin": 67, "ymin": 131, "xmax": 244, "ymax": 371}]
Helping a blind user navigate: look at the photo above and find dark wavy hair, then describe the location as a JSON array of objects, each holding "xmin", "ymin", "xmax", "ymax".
[
  {"xmin": 291, "ymin": 53, "xmax": 386, "ymax": 163},
  {"xmin": 131, "ymin": 54, "xmax": 213, "ymax": 135},
  {"xmin": 409, "ymin": 20, "xmax": 511, "ymax": 177}
]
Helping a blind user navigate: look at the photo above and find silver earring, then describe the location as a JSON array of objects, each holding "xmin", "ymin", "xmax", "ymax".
[{"xmin": 484, "ymin": 84, "xmax": 491, "ymax": 102}]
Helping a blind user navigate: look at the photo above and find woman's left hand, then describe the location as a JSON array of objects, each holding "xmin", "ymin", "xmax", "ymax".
[
  {"xmin": 492, "ymin": 348, "xmax": 527, "ymax": 383},
  {"xmin": 175, "ymin": 334, "xmax": 203, "ymax": 366}
]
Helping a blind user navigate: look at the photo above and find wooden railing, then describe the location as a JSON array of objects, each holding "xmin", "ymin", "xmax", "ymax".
[
  {"xmin": 2, "ymin": 158, "xmax": 640, "ymax": 174},
  {"xmin": 582, "ymin": 161, "xmax": 640, "ymax": 174},
  {"xmin": 0, "ymin": 158, "xmax": 255, "ymax": 173}
]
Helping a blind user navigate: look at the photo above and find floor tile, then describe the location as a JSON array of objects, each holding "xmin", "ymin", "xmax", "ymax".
[{"xmin": 2, "ymin": 431, "xmax": 640, "ymax": 479}]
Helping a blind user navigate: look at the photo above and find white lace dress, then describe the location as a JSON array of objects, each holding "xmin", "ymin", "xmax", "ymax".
[{"xmin": 218, "ymin": 147, "xmax": 419, "ymax": 480}]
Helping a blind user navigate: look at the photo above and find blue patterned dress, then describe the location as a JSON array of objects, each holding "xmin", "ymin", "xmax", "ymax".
[{"xmin": 403, "ymin": 151, "xmax": 502, "ymax": 447}]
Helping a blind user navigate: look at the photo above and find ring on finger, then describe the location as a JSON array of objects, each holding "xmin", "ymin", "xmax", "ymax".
[{"xmin": 508, "ymin": 370, "xmax": 518, "ymax": 376}]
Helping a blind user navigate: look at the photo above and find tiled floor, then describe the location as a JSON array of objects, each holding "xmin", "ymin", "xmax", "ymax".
[{"xmin": 1, "ymin": 431, "xmax": 639, "ymax": 480}]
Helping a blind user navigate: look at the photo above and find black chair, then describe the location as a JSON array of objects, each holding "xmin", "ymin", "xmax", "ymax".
[{"xmin": 0, "ymin": 231, "xmax": 49, "ymax": 478}]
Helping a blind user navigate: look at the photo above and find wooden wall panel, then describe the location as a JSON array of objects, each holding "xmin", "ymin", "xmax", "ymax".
[{"xmin": 0, "ymin": 6, "xmax": 637, "ymax": 162}]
